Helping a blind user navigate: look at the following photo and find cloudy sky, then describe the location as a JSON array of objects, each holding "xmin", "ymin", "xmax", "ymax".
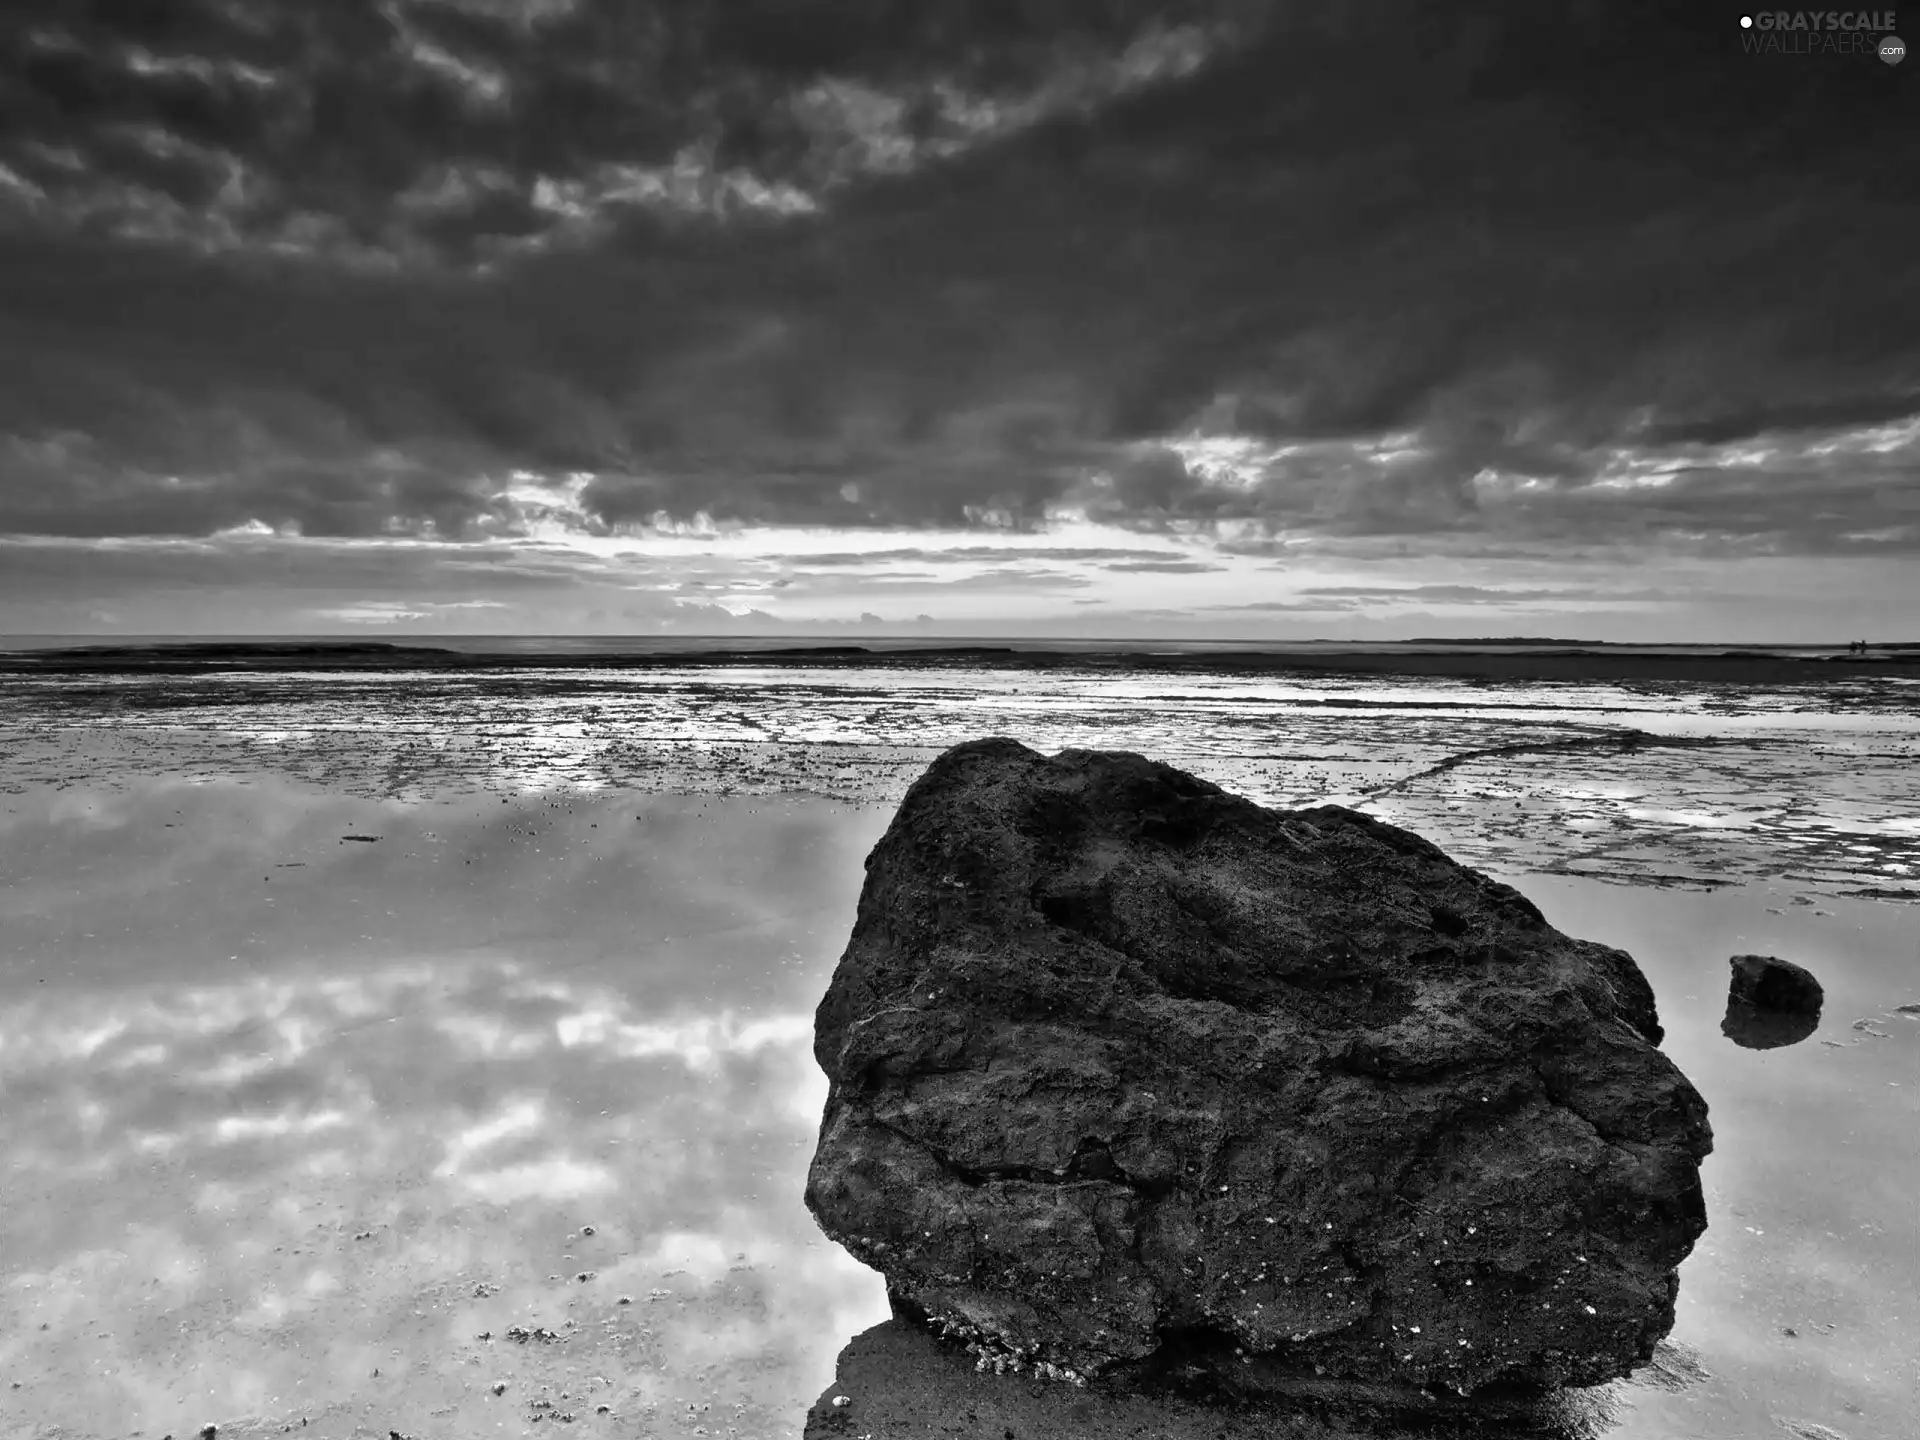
[{"xmin": 0, "ymin": 1, "xmax": 1914, "ymax": 642}]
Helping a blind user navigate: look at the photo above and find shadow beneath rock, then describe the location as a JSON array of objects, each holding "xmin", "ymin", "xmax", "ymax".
[
  {"xmin": 801, "ymin": 1319, "xmax": 1696, "ymax": 1439},
  {"xmin": 1721, "ymin": 1000, "xmax": 1820, "ymax": 1050}
]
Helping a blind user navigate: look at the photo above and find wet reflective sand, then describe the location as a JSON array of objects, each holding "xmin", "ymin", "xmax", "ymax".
[
  {"xmin": 1, "ymin": 784, "xmax": 890, "ymax": 1438},
  {"xmin": 0, "ymin": 663, "xmax": 1915, "ymax": 1439},
  {"xmin": 4, "ymin": 659, "xmax": 1916, "ymax": 898}
]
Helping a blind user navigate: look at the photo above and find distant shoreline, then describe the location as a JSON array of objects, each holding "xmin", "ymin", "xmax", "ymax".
[{"xmin": 2, "ymin": 636, "xmax": 1917, "ymax": 686}]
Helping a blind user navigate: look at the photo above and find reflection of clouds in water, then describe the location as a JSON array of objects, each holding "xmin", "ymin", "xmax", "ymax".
[
  {"xmin": 433, "ymin": 1094, "xmax": 614, "ymax": 1203},
  {"xmin": 438, "ymin": 1094, "xmax": 548, "ymax": 1166},
  {"xmin": 1803, "ymin": 814, "xmax": 1920, "ymax": 836},
  {"xmin": 0, "ymin": 951, "xmax": 880, "ymax": 1437},
  {"xmin": 555, "ymin": 1006, "xmax": 812, "ymax": 1065},
  {"xmin": 0, "ymin": 779, "xmax": 898, "ymax": 1437},
  {"xmin": 435, "ymin": 1010, "xmax": 548, "ymax": 1058},
  {"xmin": 1622, "ymin": 807, "xmax": 1758, "ymax": 829},
  {"xmin": 451, "ymin": 1157, "xmax": 614, "ymax": 1205},
  {"xmin": 1, "ymin": 958, "xmax": 832, "ymax": 1181},
  {"xmin": 211, "ymin": 1109, "xmax": 353, "ymax": 1145},
  {"xmin": 5, "ymin": 966, "xmax": 441, "ymax": 1073}
]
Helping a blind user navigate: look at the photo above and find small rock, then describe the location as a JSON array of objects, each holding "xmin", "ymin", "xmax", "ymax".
[
  {"xmin": 492, "ymin": 1382, "xmax": 508, "ymax": 1396},
  {"xmin": 831, "ymin": 1395, "xmax": 851, "ymax": 1408},
  {"xmin": 1728, "ymin": 954, "xmax": 1823, "ymax": 1015},
  {"xmin": 581, "ymin": 1226, "xmax": 595, "ymax": 1236}
]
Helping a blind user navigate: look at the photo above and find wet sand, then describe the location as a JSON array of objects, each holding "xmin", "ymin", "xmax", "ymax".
[
  {"xmin": 0, "ymin": 658, "xmax": 1915, "ymax": 1439},
  {"xmin": 2, "ymin": 651, "xmax": 1915, "ymax": 899}
]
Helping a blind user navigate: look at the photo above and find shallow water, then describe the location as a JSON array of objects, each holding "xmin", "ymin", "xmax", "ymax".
[
  {"xmin": 0, "ymin": 666, "xmax": 1916, "ymax": 1439},
  {"xmin": 1, "ymin": 784, "xmax": 887, "ymax": 1437}
]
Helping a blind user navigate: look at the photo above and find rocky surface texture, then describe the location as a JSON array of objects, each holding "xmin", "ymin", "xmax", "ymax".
[{"xmin": 805, "ymin": 738, "xmax": 1712, "ymax": 1400}]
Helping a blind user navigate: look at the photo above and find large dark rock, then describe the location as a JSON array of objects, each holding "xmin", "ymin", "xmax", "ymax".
[{"xmin": 804, "ymin": 739, "xmax": 1712, "ymax": 1400}]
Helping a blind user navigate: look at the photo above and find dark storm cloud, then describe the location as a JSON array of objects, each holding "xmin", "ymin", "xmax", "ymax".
[
  {"xmin": 1476, "ymin": 440, "xmax": 1920, "ymax": 557},
  {"xmin": 1642, "ymin": 394, "xmax": 1920, "ymax": 449},
  {"xmin": 0, "ymin": 0, "xmax": 1915, "ymax": 553},
  {"xmin": 0, "ymin": 535, "xmax": 596, "ymax": 602},
  {"xmin": 0, "ymin": 0, "xmax": 1240, "ymax": 260}
]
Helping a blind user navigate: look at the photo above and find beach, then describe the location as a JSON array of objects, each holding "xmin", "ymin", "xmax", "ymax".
[{"xmin": 1, "ymin": 645, "xmax": 1916, "ymax": 1439}]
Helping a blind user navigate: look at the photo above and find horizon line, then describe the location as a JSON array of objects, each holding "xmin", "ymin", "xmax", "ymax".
[{"xmin": 3, "ymin": 632, "xmax": 1914, "ymax": 648}]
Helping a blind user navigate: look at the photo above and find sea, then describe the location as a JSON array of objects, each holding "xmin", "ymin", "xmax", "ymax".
[{"xmin": 0, "ymin": 636, "xmax": 1915, "ymax": 1440}]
